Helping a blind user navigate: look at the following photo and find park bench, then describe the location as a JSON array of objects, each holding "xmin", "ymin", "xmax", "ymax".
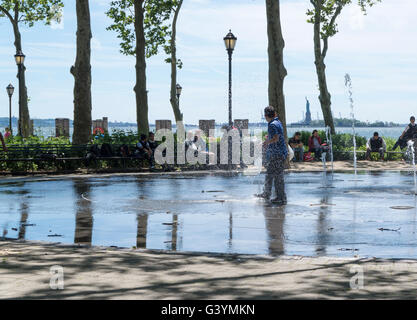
[
  {"xmin": 0, "ymin": 144, "xmax": 148, "ymax": 172},
  {"xmin": 330, "ymin": 150, "xmax": 407, "ymax": 161}
]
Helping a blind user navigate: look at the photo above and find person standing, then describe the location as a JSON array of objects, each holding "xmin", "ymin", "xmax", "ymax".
[
  {"xmin": 366, "ymin": 132, "xmax": 386, "ymax": 161},
  {"xmin": 256, "ymin": 106, "xmax": 288, "ymax": 205}
]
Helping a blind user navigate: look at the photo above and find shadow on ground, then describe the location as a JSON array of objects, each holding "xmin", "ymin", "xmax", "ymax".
[{"xmin": 1, "ymin": 240, "xmax": 417, "ymax": 299}]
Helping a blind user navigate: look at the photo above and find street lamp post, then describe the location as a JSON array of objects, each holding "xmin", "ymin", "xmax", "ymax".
[
  {"xmin": 14, "ymin": 50, "xmax": 25, "ymax": 137},
  {"xmin": 6, "ymin": 84, "xmax": 14, "ymax": 135},
  {"xmin": 176, "ymin": 83, "xmax": 182, "ymax": 108},
  {"xmin": 223, "ymin": 30, "xmax": 237, "ymax": 127}
]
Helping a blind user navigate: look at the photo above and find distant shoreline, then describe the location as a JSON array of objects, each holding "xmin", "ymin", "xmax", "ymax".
[{"xmin": 0, "ymin": 118, "xmax": 407, "ymax": 129}]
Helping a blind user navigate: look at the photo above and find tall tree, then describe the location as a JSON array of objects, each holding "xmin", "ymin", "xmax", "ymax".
[
  {"xmin": 71, "ymin": 0, "xmax": 92, "ymax": 145},
  {"xmin": 307, "ymin": 0, "xmax": 381, "ymax": 134},
  {"xmin": 0, "ymin": 0, "xmax": 63, "ymax": 138},
  {"xmin": 107, "ymin": 0, "xmax": 175, "ymax": 136},
  {"xmin": 165, "ymin": 0, "xmax": 184, "ymax": 134},
  {"xmin": 265, "ymin": 0, "xmax": 288, "ymax": 140}
]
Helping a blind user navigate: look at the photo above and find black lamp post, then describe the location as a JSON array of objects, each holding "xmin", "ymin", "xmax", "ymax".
[
  {"xmin": 14, "ymin": 50, "xmax": 25, "ymax": 137},
  {"xmin": 223, "ymin": 30, "xmax": 237, "ymax": 127},
  {"xmin": 176, "ymin": 83, "xmax": 182, "ymax": 107},
  {"xmin": 6, "ymin": 84, "xmax": 14, "ymax": 135}
]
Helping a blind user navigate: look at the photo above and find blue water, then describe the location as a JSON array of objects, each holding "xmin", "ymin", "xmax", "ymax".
[{"xmin": 0, "ymin": 125, "xmax": 405, "ymax": 140}]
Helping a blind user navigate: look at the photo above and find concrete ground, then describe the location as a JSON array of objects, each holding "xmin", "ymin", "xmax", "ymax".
[
  {"xmin": 2, "ymin": 161, "xmax": 417, "ymax": 300},
  {"xmin": 0, "ymin": 160, "xmax": 414, "ymax": 182},
  {"xmin": 288, "ymin": 160, "xmax": 412, "ymax": 172},
  {"xmin": 1, "ymin": 240, "xmax": 417, "ymax": 300}
]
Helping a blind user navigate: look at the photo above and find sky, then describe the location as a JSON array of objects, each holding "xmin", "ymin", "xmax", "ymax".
[{"xmin": 0, "ymin": 0, "xmax": 416, "ymax": 125}]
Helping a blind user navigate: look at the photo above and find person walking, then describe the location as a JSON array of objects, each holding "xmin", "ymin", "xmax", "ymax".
[{"xmin": 256, "ymin": 106, "xmax": 288, "ymax": 205}]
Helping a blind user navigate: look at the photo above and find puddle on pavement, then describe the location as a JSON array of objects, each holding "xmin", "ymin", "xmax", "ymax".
[{"xmin": 1, "ymin": 171, "xmax": 417, "ymax": 259}]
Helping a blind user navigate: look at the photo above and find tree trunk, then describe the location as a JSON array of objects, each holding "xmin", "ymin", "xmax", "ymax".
[
  {"xmin": 265, "ymin": 0, "xmax": 288, "ymax": 141},
  {"xmin": 134, "ymin": 0, "xmax": 149, "ymax": 136},
  {"xmin": 313, "ymin": 5, "xmax": 335, "ymax": 134},
  {"xmin": 169, "ymin": 0, "xmax": 184, "ymax": 136},
  {"xmin": 12, "ymin": 22, "xmax": 30, "ymax": 138},
  {"xmin": 71, "ymin": 0, "xmax": 92, "ymax": 145}
]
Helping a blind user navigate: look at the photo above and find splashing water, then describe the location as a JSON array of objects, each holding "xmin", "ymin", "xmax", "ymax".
[
  {"xmin": 325, "ymin": 126, "xmax": 334, "ymax": 179},
  {"xmin": 407, "ymin": 140, "xmax": 417, "ymax": 195},
  {"xmin": 321, "ymin": 151, "xmax": 328, "ymax": 188},
  {"xmin": 345, "ymin": 74, "xmax": 357, "ymax": 179},
  {"xmin": 243, "ymin": 134, "xmax": 264, "ymax": 194}
]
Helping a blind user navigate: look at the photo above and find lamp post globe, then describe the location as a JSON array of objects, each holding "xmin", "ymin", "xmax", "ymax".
[
  {"xmin": 14, "ymin": 51, "xmax": 25, "ymax": 66},
  {"xmin": 6, "ymin": 84, "xmax": 15, "ymax": 135},
  {"xmin": 224, "ymin": 30, "xmax": 237, "ymax": 53},
  {"xmin": 6, "ymin": 84, "xmax": 14, "ymax": 97}
]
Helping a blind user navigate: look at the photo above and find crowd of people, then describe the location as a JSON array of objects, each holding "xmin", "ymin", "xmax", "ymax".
[{"xmin": 285, "ymin": 116, "xmax": 417, "ymax": 163}]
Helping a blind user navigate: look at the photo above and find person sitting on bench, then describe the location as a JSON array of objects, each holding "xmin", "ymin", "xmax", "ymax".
[
  {"xmin": 0, "ymin": 132, "xmax": 7, "ymax": 152},
  {"xmin": 135, "ymin": 134, "xmax": 154, "ymax": 168},
  {"xmin": 393, "ymin": 116, "xmax": 417, "ymax": 150},
  {"xmin": 366, "ymin": 132, "xmax": 386, "ymax": 161},
  {"xmin": 289, "ymin": 132, "xmax": 304, "ymax": 162},
  {"xmin": 308, "ymin": 130, "xmax": 325, "ymax": 161}
]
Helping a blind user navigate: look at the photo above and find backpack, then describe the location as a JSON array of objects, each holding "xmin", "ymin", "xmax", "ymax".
[
  {"xmin": 288, "ymin": 145, "xmax": 295, "ymax": 162},
  {"xmin": 303, "ymin": 152, "xmax": 314, "ymax": 162}
]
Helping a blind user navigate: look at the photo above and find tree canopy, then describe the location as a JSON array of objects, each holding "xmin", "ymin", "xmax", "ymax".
[
  {"xmin": 106, "ymin": 0, "xmax": 179, "ymax": 58},
  {"xmin": 0, "ymin": 0, "xmax": 63, "ymax": 27},
  {"xmin": 307, "ymin": 0, "xmax": 381, "ymax": 55}
]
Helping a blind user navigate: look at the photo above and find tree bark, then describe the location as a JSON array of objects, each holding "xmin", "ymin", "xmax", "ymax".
[
  {"xmin": 134, "ymin": 0, "xmax": 149, "ymax": 136},
  {"xmin": 11, "ymin": 7, "xmax": 30, "ymax": 138},
  {"xmin": 265, "ymin": 0, "xmax": 288, "ymax": 141},
  {"xmin": 71, "ymin": 0, "xmax": 92, "ymax": 145},
  {"xmin": 169, "ymin": 0, "xmax": 184, "ymax": 135},
  {"xmin": 313, "ymin": 3, "xmax": 336, "ymax": 134}
]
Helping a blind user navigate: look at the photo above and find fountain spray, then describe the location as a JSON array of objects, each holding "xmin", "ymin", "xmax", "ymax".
[
  {"xmin": 321, "ymin": 152, "xmax": 328, "ymax": 188},
  {"xmin": 407, "ymin": 140, "xmax": 417, "ymax": 195},
  {"xmin": 345, "ymin": 74, "xmax": 357, "ymax": 179},
  {"xmin": 325, "ymin": 126, "xmax": 334, "ymax": 179}
]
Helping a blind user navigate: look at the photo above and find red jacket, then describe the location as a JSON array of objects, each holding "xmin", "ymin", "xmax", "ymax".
[{"xmin": 308, "ymin": 135, "xmax": 322, "ymax": 151}]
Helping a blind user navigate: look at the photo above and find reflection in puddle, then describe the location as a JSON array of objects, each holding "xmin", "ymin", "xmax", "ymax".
[
  {"xmin": 74, "ymin": 180, "xmax": 93, "ymax": 245},
  {"xmin": 1, "ymin": 171, "xmax": 417, "ymax": 259}
]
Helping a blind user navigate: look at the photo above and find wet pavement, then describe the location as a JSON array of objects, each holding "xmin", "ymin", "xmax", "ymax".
[{"xmin": 1, "ymin": 171, "xmax": 417, "ymax": 259}]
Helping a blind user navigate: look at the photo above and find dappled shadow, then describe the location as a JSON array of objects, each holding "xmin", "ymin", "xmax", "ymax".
[{"xmin": 2, "ymin": 240, "xmax": 417, "ymax": 299}]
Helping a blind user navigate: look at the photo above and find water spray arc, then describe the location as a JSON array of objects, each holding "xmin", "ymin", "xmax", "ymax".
[
  {"xmin": 345, "ymin": 74, "xmax": 357, "ymax": 179},
  {"xmin": 325, "ymin": 126, "xmax": 334, "ymax": 179},
  {"xmin": 407, "ymin": 140, "xmax": 417, "ymax": 195}
]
